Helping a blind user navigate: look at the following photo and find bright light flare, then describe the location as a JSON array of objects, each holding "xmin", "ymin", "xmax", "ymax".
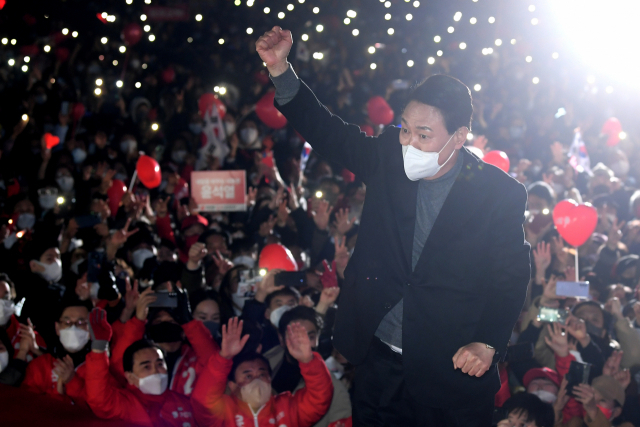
[{"xmin": 550, "ymin": 0, "xmax": 640, "ymax": 89}]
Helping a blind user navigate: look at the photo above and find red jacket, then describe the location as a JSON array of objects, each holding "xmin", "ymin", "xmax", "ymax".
[
  {"xmin": 21, "ymin": 353, "xmax": 87, "ymax": 406},
  {"xmin": 6, "ymin": 314, "xmax": 47, "ymax": 362},
  {"xmin": 85, "ymin": 351, "xmax": 196, "ymax": 427},
  {"xmin": 191, "ymin": 351, "xmax": 334, "ymax": 427},
  {"xmin": 110, "ymin": 317, "xmax": 219, "ymax": 396}
]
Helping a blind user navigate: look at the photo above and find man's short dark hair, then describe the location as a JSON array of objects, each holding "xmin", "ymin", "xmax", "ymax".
[
  {"xmin": 278, "ymin": 306, "xmax": 323, "ymax": 338},
  {"xmin": 57, "ymin": 296, "xmax": 93, "ymax": 320},
  {"xmin": 503, "ymin": 393, "xmax": 555, "ymax": 427},
  {"xmin": 528, "ymin": 181, "xmax": 556, "ymax": 207},
  {"xmin": 228, "ymin": 352, "xmax": 272, "ymax": 382},
  {"xmin": 264, "ymin": 286, "xmax": 300, "ymax": 308},
  {"xmin": 404, "ymin": 74, "xmax": 473, "ymax": 134},
  {"xmin": 123, "ymin": 339, "xmax": 164, "ymax": 373}
]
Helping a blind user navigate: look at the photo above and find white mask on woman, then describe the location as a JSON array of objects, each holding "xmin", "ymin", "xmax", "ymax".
[{"xmin": 0, "ymin": 299, "xmax": 15, "ymax": 325}]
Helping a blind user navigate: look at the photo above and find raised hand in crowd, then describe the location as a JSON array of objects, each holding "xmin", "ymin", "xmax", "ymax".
[
  {"xmin": 106, "ymin": 218, "xmax": 139, "ymax": 261},
  {"xmin": 334, "ymin": 236, "xmax": 350, "ymax": 280},
  {"xmin": 286, "ymin": 322, "xmax": 313, "ymax": 364},
  {"xmin": 602, "ymin": 350, "xmax": 631, "ymax": 390},
  {"xmin": 564, "ymin": 315, "xmax": 590, "ymax": 348},
  {"xmin": 544, "ymin": 322, "xmax": 569, "ymax": 357},
  {"xmin": 136, "ymin": 288, "xmax": 157, "ymax": 321},
  {"xmin": 312, "ymin": 199, "xmax": 333, "ymax": 231},
  {"xmin": 532, "ymin": 241, "xmax": 551, "ymax": 284},
  {"xmin": 187, "ymin": 242, "xmax": 208, "ymax": 270},
  {"xmin": 120, "ymin": 279, "xmax": 140, "ymax": 323},
  {"xmin": 254, "ymin": 268, "xmax": 284, "ymax": 303},
  {"xmin": 334, "ymin": 208, "xmax": 354, "ymax": 236},
  {"xmin": 220, "ymin": 317, "xmax": 250, "ymax": 360}
]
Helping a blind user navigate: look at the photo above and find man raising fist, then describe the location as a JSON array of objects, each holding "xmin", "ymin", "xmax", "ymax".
[
  {"xmin": 255, "ymin": 24, "xmax": 530, "ymax": 427},
  {"xmin": 191, "ymin": 317, "xmax": 333, "ymax": 427}
]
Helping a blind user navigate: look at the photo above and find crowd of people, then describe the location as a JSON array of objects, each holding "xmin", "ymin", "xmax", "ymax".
[{"xmin": 0, "ymin": 1, "xmax": 639, "ymax": 426}]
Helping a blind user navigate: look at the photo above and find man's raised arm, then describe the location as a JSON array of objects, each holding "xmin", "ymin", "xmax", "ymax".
[{"xmin": 256, "ymin": 26, "xmax": 383, "ymax": 183}]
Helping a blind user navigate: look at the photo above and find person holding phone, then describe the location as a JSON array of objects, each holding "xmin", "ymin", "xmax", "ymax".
[{"xmin": 255, "ymin": 27, "xmax": 531, "ymax": 426}]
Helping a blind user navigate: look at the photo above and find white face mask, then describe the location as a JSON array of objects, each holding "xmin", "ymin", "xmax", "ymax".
[
  {"xmin": 72, "ymin": 148, "xmax": 87, "ymax": 164},
  {"xmin": 34, "ymin": 259, "xmax": 63, "ymax": 283},
  {"xmin": 0, "ymin": 351, "xmax": 8, "ymax": 373},
  {"xmin": 132, "ymin": 249, "xmax": 155, "ymax": 270},
  {"xmin": 530, "ymin": 389, "xmax": 558, "ymax": 404},
  {"xmin": 224, "ymin": 121, "xmax": 236, "ymax": 136},
  {"xmin": 137, "ymin": 373, "xmax": 168, "ymax": 395},
  {"xmin": 59, "ymin": 325, "xmax": 90, "ymax": 352},
  {"xmin": 56, "ymin": 176, "xmax": 74, "ymax": 193},
  {"xmin": 401, "ymin": 132, "xmax": 456, "ymax": 181},
  {"xmin": 240, "ymin": 128, "xmax": 259, "ymax": 146},
  {"xmin": 240, "ymin": 378, "xmax": 272, "ymax": 409},
  {"xmin": 120, "ymin": 139, "xmax": 137, "ymax": 154},
  {"xmin": 269, "ymin": 305, "xmax": 293, "ymax": 328},
  {"xmin": 17, "ymin": 213, "xmax": 36, "ymax": 230},
  {"xmin": 39, "ymin": 194, "xmax": 57, "ymax": 210},
  {"xmin": 0, "ymin": 299, "xmax": 15, "ymax": 325},
  {"xmin": 231, "ymin": 293, "xmax": 248, "ymax": 316}
]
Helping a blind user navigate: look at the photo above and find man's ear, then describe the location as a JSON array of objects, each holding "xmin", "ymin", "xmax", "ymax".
[
  {"xmin": 54, "ymin": 322, "xmax": 60, "ymax": 336},
  {"xmin": 453, "ymin": 127, "xmax": 469, "ymax": 149},
  {"xmin": 264, "ymin": 308, "xmax": 271, "ymax": 321},
  {"xmin": 228, "ymin": 380, "xmax": 238, "ymax": 394},
  {"xmin": 124, "ymin": 372, "xmax": 137, "ymax": 387},
  {"xmin": 256, "ymin": 344, "xmax": 262, "ymax": 354}
]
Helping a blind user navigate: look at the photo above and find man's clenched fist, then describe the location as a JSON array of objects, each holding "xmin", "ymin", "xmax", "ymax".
[
  {"xmin": 256, "ymin": 26, "xmax": 293, "ymax": 77},
  {"xmin": 452, "ymin": 342, "xmax": 495, "ymax": 377}
]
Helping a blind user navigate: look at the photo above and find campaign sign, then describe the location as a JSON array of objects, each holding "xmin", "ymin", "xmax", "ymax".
[{"xmin": 191, "ymin": 170, "xmax": 246, "ymax": 212}]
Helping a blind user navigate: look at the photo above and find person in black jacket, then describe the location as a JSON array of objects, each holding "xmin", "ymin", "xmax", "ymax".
[{"xmin": 255, "ymin": 27, "xmax": 531, "ymax": 426}]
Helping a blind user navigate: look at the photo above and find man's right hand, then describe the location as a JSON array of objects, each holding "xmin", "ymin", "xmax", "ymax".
[
  {"xmin": 136, "ymin": 288, "xmax": 157, "ymax": 321},
  {"xmin": 256, "ymin": 26, "xmax": 293, "ymax": 77},
  {"xmin": 254, "ymin": 268, "xmax": 284, "ymax": 303},
  {"xmin": 220, "ymin": 317, "xmax": 250, "ymax": 360}
]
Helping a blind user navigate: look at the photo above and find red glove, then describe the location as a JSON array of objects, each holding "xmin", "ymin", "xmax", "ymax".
[
  {"xmin": 89, "ymin": 307, "xmax": 112, "ymax": 350},
  {"xmin": 317, "ymin": 260, "xmax": 338, "ymax": 289}
]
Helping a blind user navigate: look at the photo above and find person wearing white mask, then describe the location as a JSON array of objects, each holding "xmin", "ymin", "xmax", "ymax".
[
  {"xmin": 238, "ymin": 120, "xmax": 262, "ymax": 150},
  {"xmin": 191, "ymin": 317, "xmax": 333, "ymax": 427},
  {"xmin": 257, "ymin": 27, "xmax": 530, "ymax": 426},
  {"xmin": 0, "ymin": 273, "xmax": 46, "ymax": 363},
  {"xmin": 22, "ymin": 243, "xmax": 66, "ymax": 347},
  {"xmin": 21, "ymin": 299, "xmax": 92, "ymax": 403},
  {"xmin": 86, "ymin": 335, "xmax": 196, "ymax": 426},
  {"xmin": 55, "ymin": 167, "xmax": 75, "ymax": 194},
  {"xmin": 523, "ymin": 367, "xmax": 562, "ymax": 404}
]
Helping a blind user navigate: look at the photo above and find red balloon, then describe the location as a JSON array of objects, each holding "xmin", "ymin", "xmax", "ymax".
[
  {"xmin": 259, "ymin": 244, "xmax": 298, "ymax": 272},
  {"xmin": 71, "ymin": 103, "xmax": 85, "ymax": 122},
  {"xmin": 122, "ymin": 23, "xmax": 143, "ymax": 46},
  {"xmin": 367, "ymin": 96, "xmax": 394, "ymax": 126},
  {"xmin": 107, "ymin": 179, "xmax": 127, "ymax": 218},
  {"xmin": 483, "ymin": 150, "xmax": 510, "ymax": 173},
  {"xmin": 44, "ymin": 133, "xmax": 60, "ymax": 149},
  {"xmin": 256, "ymin": 91, "xmax": 287, "ymax": 129},
  {"xmin": 198, "ymin": 93, "xmax": 226, "ymax": 119},
  {"xmin": 360, "ymin": 124, "xmax": 374, "ymax": 136},
  {"xmin": 136, "ymin": 155, "xmax": 162, "ymax": 189},
  {"xmin": 54, "ymin": 47, "xmax": 70, "ymax": 63},
  {"xmin": 553, "ymin": 200, "xmax": 598, "ymax": 247},
  {"xmin": 161, "ymin": 67, "xmax": 175, "ymax": 84},
  {"xmin": 601, "ymin": 117, "xmax": 622, "ymax": 147}
]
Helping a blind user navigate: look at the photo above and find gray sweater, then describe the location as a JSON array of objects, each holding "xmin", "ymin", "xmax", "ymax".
[{"xmin": 270, "ymin": 63, "xmax": 464, "ymax": 352}]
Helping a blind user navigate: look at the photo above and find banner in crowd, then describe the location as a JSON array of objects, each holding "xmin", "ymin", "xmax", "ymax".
[{"xmin": 191, "ymin": 170, "xmax": 246, "ymax": 212}]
